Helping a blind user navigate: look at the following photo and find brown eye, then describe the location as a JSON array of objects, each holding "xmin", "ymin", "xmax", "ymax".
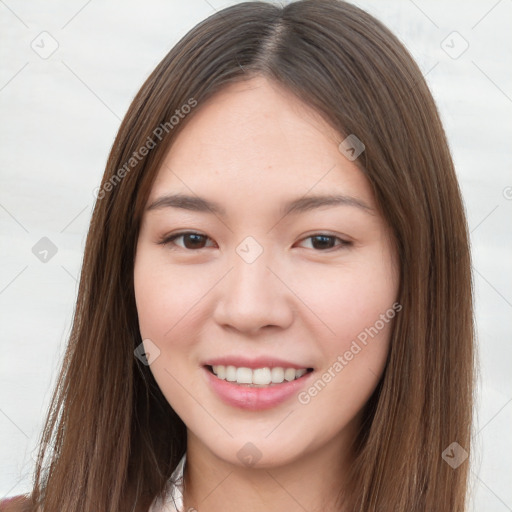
[
  {"xmin": 310, "ymin": 235, "xmax": 337, "ymax": 250},
  {"xmin": 180, "ymin": 233, "xmax": 209, "ymax": 249},
  {"xmin": 159, "ymin": 232, "xmax": 215, "ymax": 250},
  {"xmin": 298, "ymin": 234, "xmax": 351, "ymax": 251}
]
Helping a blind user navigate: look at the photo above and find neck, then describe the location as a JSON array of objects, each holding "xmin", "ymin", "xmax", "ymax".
[{"xmin": 181, "ymin": 422, "xmax": 360, "ymax": 512}]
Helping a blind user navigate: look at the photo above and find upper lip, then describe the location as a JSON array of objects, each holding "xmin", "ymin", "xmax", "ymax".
[{"xmin": 203, "ymin": 356, "xmax": 313, "ymax": 370}]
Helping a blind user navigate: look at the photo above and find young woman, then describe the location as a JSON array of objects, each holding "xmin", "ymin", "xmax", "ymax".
[{"xmin": 1, "ymin": 0, "xmax": 475, "ymax": 510}]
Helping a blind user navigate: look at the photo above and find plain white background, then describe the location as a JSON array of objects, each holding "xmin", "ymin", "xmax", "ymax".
[{"xmin": 1, "ymin": 0, "xmax": 511, "ymax": 510}]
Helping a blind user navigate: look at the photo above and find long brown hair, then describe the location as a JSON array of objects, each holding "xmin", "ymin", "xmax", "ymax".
[{"xmin": 26, "ymin": 1, "xmax": 475, "ymax": 510}]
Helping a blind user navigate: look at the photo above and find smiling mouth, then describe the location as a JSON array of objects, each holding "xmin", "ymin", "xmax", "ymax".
[{"xmin": 205, "ymin": 365, "xmax": 314, "ymax": 387}]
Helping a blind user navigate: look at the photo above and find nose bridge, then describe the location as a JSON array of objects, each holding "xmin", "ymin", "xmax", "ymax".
[
  {"xmin": 230, "ymin": 242, "xmax": 278, "ymax": 306},
  {"xmin": 233, "ymin": 249, "xmax": 273, "ymax": 296},
  {"xmin": 213, "ymin": 239, "xmax": 293, "ymax": 332},
  {"xmin": 231, "ymin": 234, "xmax": 275, "ymax": 291}
]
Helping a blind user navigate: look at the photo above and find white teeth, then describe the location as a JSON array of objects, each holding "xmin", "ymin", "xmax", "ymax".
[
  {"xmin": 253, "ymin": 367, "xmax": 272, "ymax": 385},
  {"xmin": 284, "ymin": 368, "xmax": 296, "ymax": 381},
  {"xmin": 236, "ymin": 367, "xmax": 253, "ymax": 384},
  {"xmin": 210, "ymin": 365, "xmax": 310, "ymax": 386},
  {"xmin": 225, "ymin": 365, "xmax": 237, "ymax": 382},
  {"xmin": 271, "ymin": 367, "xmax": 284, "ymax": 383}
]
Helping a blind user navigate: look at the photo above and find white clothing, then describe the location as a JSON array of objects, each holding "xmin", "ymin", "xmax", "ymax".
[{"xmin": 148, "ymin": 454, "xmax": 186, "ymax": 512}]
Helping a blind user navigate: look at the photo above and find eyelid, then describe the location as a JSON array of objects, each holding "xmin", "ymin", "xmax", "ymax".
[
  {"xmin": 158, "ymin": 230, "xmax": 351, "ymax": 252},
  {"xmin": 295, "ymin": 232, "xmax": 352, "ymax": 250},
  {"xmin": 157, "ymin": 230, "xmax": 216, "ymax": 249}
]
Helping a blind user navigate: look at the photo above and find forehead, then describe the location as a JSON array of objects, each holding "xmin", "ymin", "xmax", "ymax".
[{"xmin": 149, "ymin": 76, "xmax": 374, "ymax": 208}]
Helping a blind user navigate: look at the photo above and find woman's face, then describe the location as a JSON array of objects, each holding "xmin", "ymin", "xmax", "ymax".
[{"xmin": 134, "ymin": 76, "xmax": 399, "ymax": 468}]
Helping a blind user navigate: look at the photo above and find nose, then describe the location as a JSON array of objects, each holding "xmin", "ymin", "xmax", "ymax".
[{"xmin": 212, "ymin": 249, "xmax": 294, "ymax": 335}]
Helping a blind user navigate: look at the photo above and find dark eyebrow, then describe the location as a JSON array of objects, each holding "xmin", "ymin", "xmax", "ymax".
[
  {"xmin": 280, "ymin": 194, "xmax": 374, "ymax": 216},
  {"xmin": 146, "ymin": 193, "xmax": 374, "ymax": 217},
  {"xmin": 146, "ymin": 193, "xmax": 226, "ymax": 216}
]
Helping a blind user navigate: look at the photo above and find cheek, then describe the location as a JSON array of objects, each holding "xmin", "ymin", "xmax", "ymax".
[
  {"xmin": 292, "ymin": 256, "xmax": 398, "ymax": 346},
  {"xmin": 293, "ymin": 256, "xmax": 398, "ymax": 419},
  {"xmin": 133, "ymin": 252, "xmax": 211, "ymax": 341},
  {"xmin": 133, "ymin": 252, "xmax": 209, "ymax": 417}
]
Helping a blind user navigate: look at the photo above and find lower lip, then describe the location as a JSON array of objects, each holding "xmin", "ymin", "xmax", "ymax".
[{"xmin": 203, "ymin": 366, "xmax": 314, "ymax": 411}]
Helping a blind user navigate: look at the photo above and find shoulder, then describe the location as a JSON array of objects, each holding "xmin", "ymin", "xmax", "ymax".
[{"xmin": 0, "ymin": 495, "xmax": 33, "ymax": 512}]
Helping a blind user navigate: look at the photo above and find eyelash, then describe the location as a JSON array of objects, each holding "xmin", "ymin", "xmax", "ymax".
[{"xmin": 157, "ymin": 231, "xmax": 351, "ymax": 252}]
